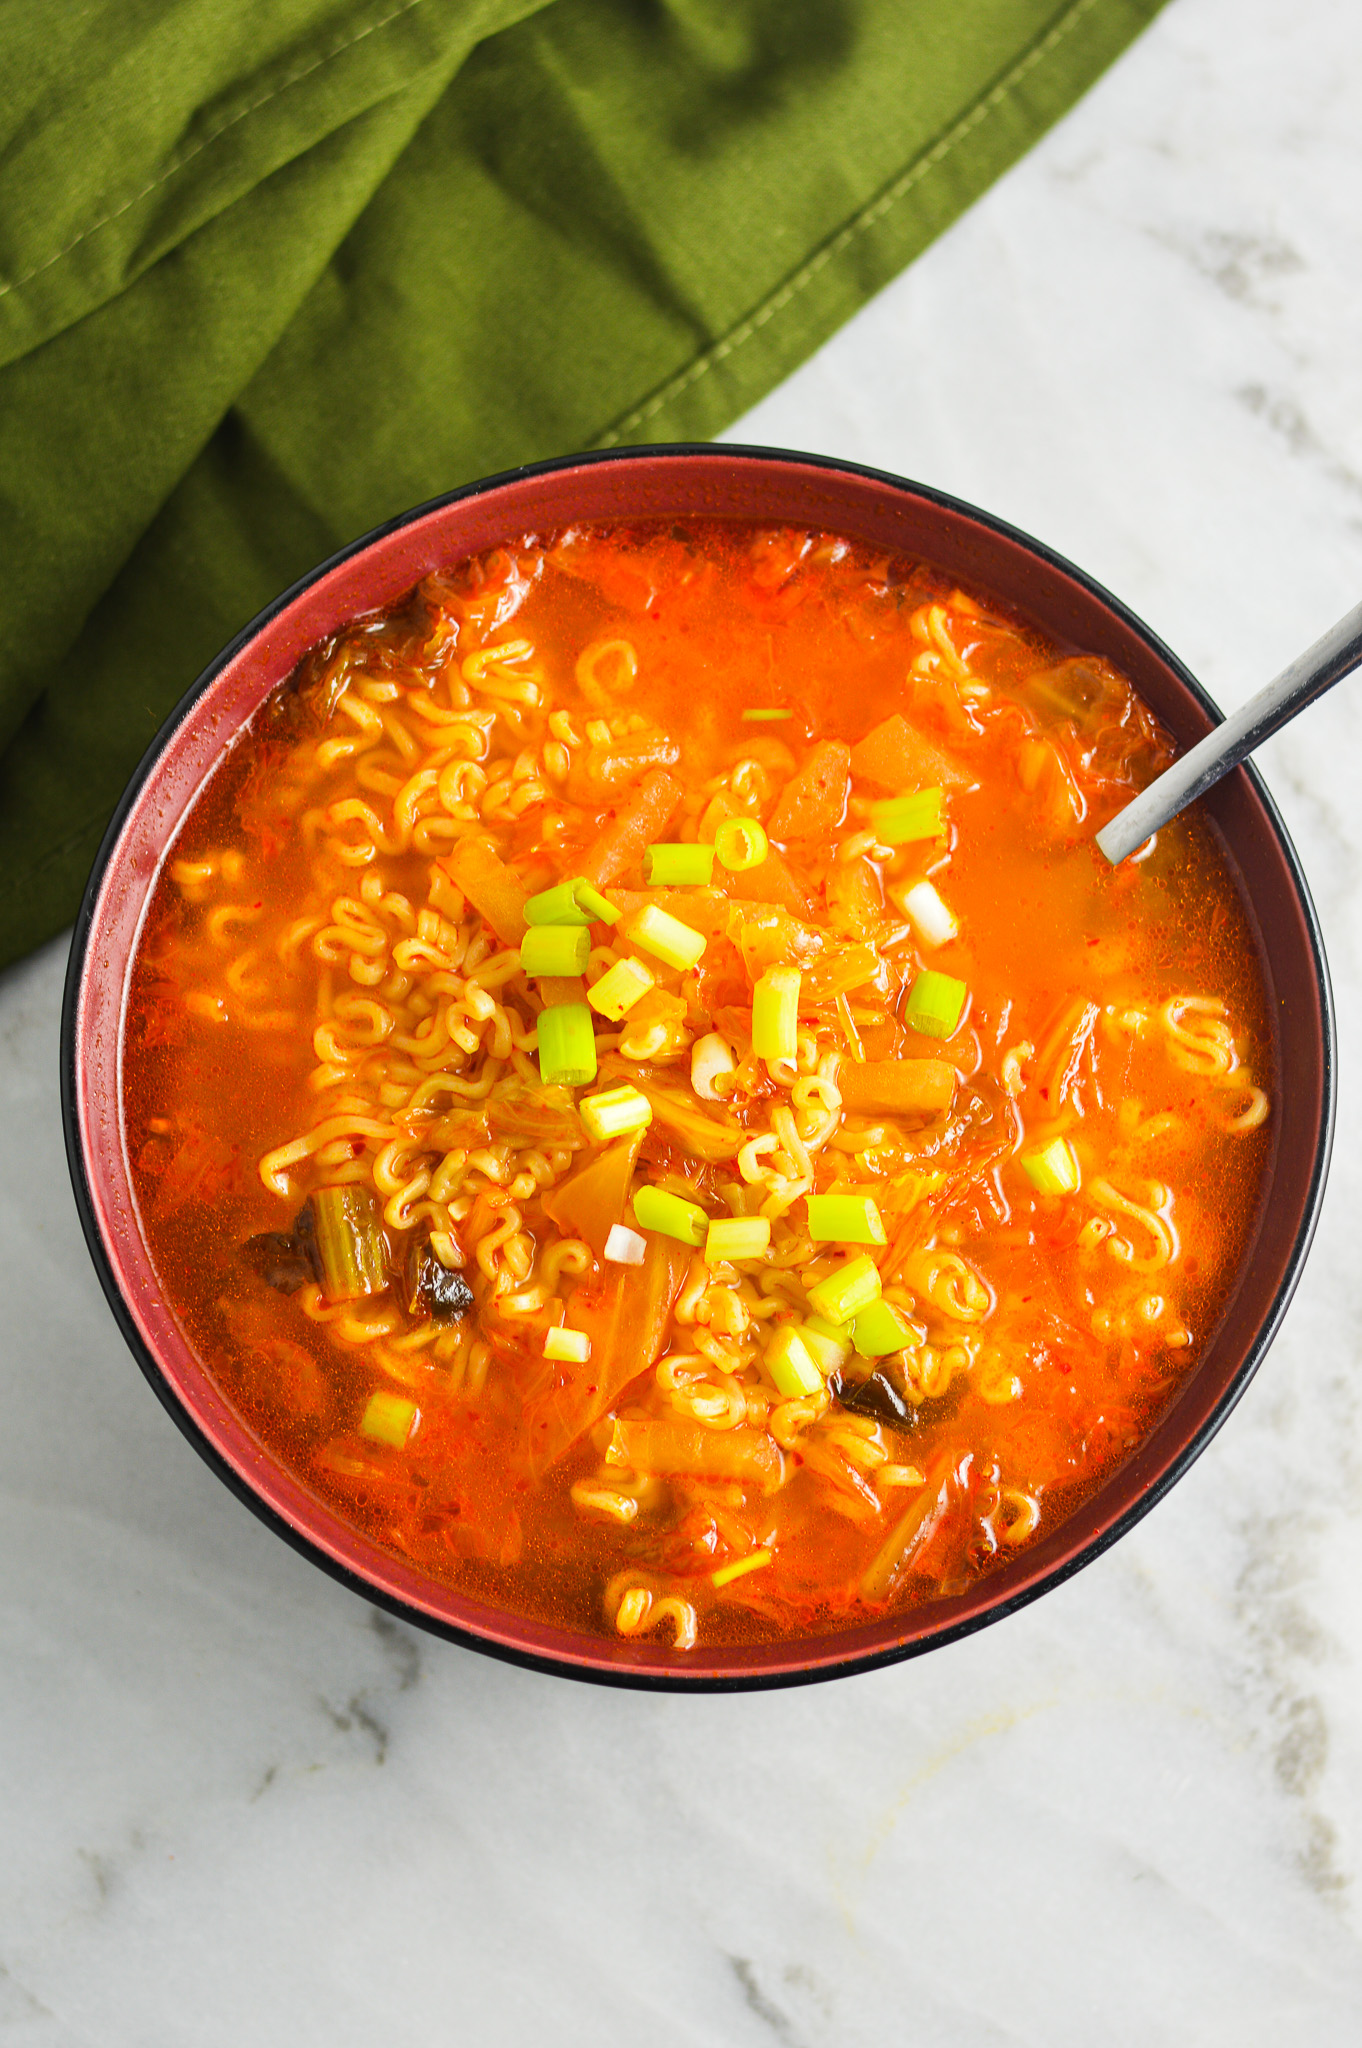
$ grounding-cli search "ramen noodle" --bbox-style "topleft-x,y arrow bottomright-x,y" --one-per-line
124,522 -> 1272,1650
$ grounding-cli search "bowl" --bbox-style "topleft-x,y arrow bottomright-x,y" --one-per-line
62,445 -> 1335,1689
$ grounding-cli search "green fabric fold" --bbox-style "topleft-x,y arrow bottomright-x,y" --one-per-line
0,0 -> 1167,972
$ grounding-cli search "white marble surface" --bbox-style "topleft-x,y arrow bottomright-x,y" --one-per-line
4,0 -> 1362,2037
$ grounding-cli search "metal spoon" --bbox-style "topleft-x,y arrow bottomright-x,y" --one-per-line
1096,597 -> 1362,864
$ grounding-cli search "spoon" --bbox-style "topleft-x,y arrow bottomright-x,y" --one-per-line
1096,597 -> 1362,864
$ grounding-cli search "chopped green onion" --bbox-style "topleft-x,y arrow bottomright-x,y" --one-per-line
801,1315 -> 852,1372
625,903 -> 707,971
644,842 -> 715,886
712,1547 -> 773,1587
543,1324 -> 592,1363
524,880 -> 591,926
579,1085 -> 652,1144
603,1224 -> 647,1266
1019,1136 -> 1081,1195
572,878 -> 621,925
904,969 -> 967,1040
805,1192 -> 886,1245
765,1327 -> 825,1398
587,955 -> 655,1021
704,1215 -> 771,1264
309,1186 -> 388,1302
806,1252 -> 882,1326
741,708 -> 792,722
361,1390 -> 418,1447
520,924 -> 591,977
752,965 -> 800,1062
714,816 -> 769,872
633,1184 -> 709,1246
851,1298 -> 913,1358
523,876 -> 622,925
537,1002 -> 598,1086
898,879 -> 958,948
870,788 -> 945,844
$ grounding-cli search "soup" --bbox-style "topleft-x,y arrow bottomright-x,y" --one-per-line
123,521 -> 1271,1652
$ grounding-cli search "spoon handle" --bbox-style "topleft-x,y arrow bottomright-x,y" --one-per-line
1096,597 -> 1362,864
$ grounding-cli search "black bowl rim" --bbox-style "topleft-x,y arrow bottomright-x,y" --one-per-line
61,442 -> 1337,1691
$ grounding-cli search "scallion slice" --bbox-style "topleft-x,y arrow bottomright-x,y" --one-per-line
851,1298 -> 913,1358
870,788 -> 944,844
800,1316 -> 852,1372
537,1002 -> 598,1086
741,708 -> 792,721
361,1391 -> 418,1447
586,955 -> 655,1021
899,879 -> 958,949
644,842 -> 715,886
711,1548 -> 773,1587
543,1325 -> 592,1362
903,969 -> 967,1040
579,1085 -> 652,1144
751,965 -> 800,1062
310,1186 -> 388,1302
524,880 -> 590,926
625,903 -> 707,971
523,876 -> 622,926
632,1184 -> 709,1246
765,1327 -> 825,1398
806,1253 -> 882,1326
520,924 -> 591,977
603,1224 -> 647,1266
805,1193 -> 886,1245
572,879 -> 621,925
1019,1137 -> 1081,1194
714,816 -> 769,871
704,1215 -> 771,1264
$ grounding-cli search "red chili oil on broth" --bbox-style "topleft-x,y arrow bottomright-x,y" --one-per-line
123,522 -> 1273,1650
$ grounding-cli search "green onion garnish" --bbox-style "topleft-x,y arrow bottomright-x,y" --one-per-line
713,816 -> 769,872
765,1327 -> 824,1398
712,1547 -> 773,1587
543,1325 -> 591,1363
704,1216 -> 771,1264
579,1085 -> 652,1144
800,1316 -> 852,1372
572,879 -> 621,925
851,1298 -> 913,1358
309,1186 -> 388,1302
524,876 -> 622,925
537,1002 -> 598,1086
870,788 -> 945,844
805,1193 -> 886,1245
361,1391 -> 419,1447
632,1184 -> 709,1247
625,903 -> 707,971
904,969 -> 967,1040
524,880 -> 589,926
742,708 -> 792,722
586,955 -> 654,1021
751,965 -> 800,1061
806,1252 -> 882,1326
520,924 -> 591,977
644,842 -> 715,886
1019,1137 -> 1081,1195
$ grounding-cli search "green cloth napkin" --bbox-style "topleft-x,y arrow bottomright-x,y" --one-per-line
0,0 -> 1165,971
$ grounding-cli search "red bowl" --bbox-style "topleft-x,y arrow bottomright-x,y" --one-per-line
62,446 -> 1335,1689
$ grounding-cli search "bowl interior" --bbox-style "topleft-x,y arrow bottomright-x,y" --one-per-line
65,448 -> 1333,1688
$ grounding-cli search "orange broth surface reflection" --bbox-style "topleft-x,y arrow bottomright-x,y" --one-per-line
124,522 -> 1272,1651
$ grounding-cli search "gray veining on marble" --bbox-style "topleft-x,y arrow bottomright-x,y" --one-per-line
3,0 -> 1361,2039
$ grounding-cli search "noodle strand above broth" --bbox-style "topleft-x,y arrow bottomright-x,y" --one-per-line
125,521 -> 1272,1648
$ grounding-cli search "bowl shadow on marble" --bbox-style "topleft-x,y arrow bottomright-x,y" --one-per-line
61,445 -> 1335,1691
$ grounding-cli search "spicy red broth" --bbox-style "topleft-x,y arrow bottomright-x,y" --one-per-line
123,521 -> 1272,1650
